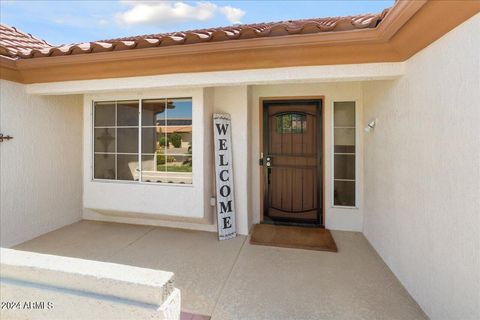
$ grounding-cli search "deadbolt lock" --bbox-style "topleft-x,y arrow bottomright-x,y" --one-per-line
265,156 -> 272,167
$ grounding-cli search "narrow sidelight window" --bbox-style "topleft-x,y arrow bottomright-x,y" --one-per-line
333,101 -> 356,207
93,98 -> 192,184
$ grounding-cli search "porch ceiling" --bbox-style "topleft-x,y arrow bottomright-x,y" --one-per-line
12,220 -> 427,319
25,62 -> 405,96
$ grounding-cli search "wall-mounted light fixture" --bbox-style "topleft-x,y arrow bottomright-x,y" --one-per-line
364,119 -> 377,132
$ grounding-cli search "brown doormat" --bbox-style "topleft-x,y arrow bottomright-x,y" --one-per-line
250,224 -> 338,252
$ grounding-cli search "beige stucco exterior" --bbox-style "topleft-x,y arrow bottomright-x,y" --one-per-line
0,80 -> 83,247
362,14 -> 480,320
81,83 -> 366,234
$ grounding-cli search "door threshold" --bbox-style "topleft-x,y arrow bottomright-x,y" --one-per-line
261,220 -> 324,228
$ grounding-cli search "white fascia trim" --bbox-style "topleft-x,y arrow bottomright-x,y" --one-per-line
26,62 -> 405,95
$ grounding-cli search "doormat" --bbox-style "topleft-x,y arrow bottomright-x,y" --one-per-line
250,224 -> 338,252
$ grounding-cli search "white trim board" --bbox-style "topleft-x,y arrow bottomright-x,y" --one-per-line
26,62 -> 405,95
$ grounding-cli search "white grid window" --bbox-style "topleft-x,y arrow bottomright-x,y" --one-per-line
93,98 -> 192,184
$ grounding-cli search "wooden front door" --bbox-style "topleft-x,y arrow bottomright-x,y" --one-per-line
262,99 -> 322,226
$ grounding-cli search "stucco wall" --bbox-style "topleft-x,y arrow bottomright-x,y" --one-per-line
0,80 -> 83,247
83,86 -> 253,236
362,14 -> 480,320
81,83 -> 365,234
82,88 -> 209,223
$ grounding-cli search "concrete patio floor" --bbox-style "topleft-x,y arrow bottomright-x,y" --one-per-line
13,220 -> 427,320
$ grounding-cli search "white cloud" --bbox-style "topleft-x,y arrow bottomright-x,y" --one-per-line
219,6 -> 245,24
98,19 -> 109,26
117,1 -> 245,26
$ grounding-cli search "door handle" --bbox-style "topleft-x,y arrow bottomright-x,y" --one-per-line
0,133 -> 13,143
266,156 -> 272,184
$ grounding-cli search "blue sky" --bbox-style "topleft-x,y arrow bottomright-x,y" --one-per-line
0,1 -> 394,46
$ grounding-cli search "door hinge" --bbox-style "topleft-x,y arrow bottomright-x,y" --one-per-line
0,133 -> 13,142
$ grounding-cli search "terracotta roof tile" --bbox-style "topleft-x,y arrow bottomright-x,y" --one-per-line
0,8 -> 390,60
0,24 -> 52,58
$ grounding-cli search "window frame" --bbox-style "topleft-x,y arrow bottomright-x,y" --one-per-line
331,100 -> 358,208
91,97 -> 194,187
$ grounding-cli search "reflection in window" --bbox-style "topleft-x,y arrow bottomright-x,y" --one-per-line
276,113 -> 306,133
141,98 -> 192,184
333,101 -> 356,207
93,98 -> 192,184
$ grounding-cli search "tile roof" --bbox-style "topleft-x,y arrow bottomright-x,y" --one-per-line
0,8 -> 390,60
0,24 -> 52,58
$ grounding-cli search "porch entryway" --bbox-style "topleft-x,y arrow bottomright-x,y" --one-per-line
261,99 -> 323,226
13,220 -> 427,320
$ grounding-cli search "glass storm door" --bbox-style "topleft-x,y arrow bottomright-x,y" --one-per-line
262,100 -> 322,226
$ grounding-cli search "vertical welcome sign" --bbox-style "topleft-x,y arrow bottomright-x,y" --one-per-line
213,113 -> 237,240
